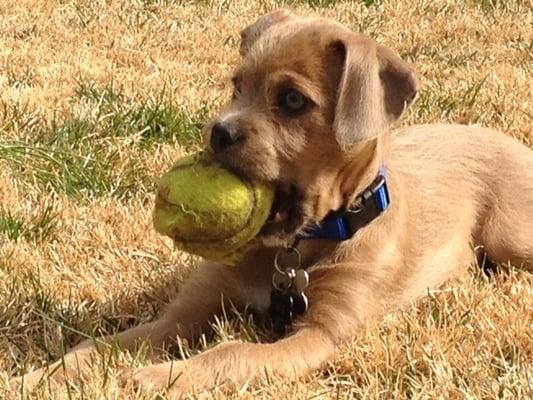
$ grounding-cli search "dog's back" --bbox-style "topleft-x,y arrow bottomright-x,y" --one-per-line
391,124 -> 533,275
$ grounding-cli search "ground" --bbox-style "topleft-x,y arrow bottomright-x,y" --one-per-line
0,0 -> 532,399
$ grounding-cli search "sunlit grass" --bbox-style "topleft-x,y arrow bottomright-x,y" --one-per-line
0,0 -> 531,398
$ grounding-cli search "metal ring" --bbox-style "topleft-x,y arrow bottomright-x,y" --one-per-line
274,247 -> 301,274
272,271 -> 292,291
272,274 -> 280,290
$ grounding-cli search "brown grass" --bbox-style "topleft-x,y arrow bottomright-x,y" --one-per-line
1,0 -> 532,399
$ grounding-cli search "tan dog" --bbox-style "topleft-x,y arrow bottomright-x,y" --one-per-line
15,10 -> 533,396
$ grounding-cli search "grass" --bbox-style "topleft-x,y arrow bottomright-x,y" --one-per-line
0,0 -> 532,399
1,81 -> 207,200
71,80 -> 207,148
0,206 -> 56,242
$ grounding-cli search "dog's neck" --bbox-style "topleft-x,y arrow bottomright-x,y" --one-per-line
312,137 -> 387,222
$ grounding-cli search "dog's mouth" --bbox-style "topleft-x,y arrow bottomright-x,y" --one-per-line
260,183 -> 304,238
212,152 -> 306,240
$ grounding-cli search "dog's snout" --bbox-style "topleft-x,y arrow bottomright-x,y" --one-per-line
210,122 -> 242,154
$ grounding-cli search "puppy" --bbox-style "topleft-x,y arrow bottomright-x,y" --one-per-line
15,10 -> 533,396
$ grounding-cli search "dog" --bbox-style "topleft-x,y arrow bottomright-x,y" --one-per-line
15,9 -> 533,396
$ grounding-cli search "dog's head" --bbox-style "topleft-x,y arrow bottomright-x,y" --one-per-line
206,10 -> 418,242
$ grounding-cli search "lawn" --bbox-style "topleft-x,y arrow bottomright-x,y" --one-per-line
0,0 -> 532,398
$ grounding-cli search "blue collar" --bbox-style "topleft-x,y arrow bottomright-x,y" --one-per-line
298,167 -> 390,241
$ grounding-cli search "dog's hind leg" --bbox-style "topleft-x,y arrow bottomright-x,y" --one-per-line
477,141 -> 533,271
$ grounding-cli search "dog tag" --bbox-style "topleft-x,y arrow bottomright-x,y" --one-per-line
293,269 -> 309,294
291,292 -> 308,315
270,290 -> 294,334
272,272 -> 292,291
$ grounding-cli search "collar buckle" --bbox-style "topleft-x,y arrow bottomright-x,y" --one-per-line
298,168 -> 390,241
343,173 -> 389,236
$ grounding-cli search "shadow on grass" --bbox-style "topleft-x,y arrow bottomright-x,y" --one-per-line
1,255 -> 270,376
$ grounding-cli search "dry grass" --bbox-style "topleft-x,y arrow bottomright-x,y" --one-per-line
0,0 -> 532,398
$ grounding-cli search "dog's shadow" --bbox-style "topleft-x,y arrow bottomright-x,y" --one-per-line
3,257 -> 182,369
4,255 -> 274,374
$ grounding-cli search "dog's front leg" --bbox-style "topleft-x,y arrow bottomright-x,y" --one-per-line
128,326 -> 335,395
128,263 -> 383,396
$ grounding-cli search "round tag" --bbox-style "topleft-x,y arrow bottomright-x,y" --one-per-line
293,269 -> 309,294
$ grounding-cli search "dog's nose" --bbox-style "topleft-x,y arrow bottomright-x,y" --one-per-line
210,122 -> 242,153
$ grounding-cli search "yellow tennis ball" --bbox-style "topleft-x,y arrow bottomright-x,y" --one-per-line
153,152 -> 274,265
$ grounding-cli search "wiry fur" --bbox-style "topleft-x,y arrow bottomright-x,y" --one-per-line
14,10 -> 533,396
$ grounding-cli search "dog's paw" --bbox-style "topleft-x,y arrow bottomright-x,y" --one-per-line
9,350 -> 95,393
121,361 -> 192,395
9,368 -> 50,393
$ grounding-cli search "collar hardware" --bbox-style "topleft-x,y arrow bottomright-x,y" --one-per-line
269,246 -> 309,335
267,168 -> 390,335
298,169 -> 389,241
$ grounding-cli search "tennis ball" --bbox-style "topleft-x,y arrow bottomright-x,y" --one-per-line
153,152 -> 274,265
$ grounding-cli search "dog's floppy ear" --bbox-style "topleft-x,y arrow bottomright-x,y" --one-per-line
239,9 -> 294,56
331,37 -> 418,148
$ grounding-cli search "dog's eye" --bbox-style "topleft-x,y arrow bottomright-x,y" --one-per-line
231,77 -> 241,100
278,88 -> 308,116
232,85 -> 241,100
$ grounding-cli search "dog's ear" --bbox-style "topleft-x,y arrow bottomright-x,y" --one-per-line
239,10 -> 294,56
331,37 -> 418,148
377,45 -> 419,122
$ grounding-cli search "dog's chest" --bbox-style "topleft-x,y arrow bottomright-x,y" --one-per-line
247,285 -> 272,314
